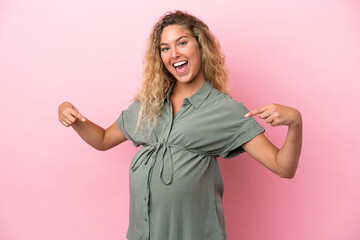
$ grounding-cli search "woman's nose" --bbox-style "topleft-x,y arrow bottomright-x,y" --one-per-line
171,48 -> 180,59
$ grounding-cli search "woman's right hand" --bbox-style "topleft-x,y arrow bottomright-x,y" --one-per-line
58,101 -> 86,127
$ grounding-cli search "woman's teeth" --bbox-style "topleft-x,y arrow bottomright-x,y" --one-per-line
173,61 -> 188,67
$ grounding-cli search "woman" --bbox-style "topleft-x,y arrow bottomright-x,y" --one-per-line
58,10 -> 302,240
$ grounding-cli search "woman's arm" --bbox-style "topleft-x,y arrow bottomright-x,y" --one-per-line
241,104 -> 302,179
58,101 -> 127,151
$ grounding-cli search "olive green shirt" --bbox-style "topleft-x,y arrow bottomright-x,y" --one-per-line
117,80 -> 265,240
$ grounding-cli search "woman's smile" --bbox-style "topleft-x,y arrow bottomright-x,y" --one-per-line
173,60 -> 188,75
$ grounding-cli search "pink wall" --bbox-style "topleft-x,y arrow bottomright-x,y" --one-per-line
1,0 -> 359,239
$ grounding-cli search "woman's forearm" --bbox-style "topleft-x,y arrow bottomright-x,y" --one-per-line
71,119 -> 106,150
275,120 -> 303,178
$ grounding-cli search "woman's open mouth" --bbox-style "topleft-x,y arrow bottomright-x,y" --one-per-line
173,60 -> 188,75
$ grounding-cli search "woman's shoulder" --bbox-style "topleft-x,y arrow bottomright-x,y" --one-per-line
120,100 -> 141,117
206,88 -> 249,115
208,87 -> 239,106
125,99 -> 141,109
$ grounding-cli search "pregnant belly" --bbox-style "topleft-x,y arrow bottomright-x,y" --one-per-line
129,153 -> 222,204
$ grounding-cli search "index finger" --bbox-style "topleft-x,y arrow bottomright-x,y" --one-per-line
244,105 -> 269,118
69,109 -> 86,122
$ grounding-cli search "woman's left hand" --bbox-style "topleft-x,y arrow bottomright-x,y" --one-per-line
245,103 -> 302,127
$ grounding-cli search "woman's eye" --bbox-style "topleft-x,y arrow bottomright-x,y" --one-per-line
179,41 -> 187,46
161,47 -> 170,52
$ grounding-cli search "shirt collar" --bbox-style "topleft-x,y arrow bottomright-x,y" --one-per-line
165,80 -> 213,109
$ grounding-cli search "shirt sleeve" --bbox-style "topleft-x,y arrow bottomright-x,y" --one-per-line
116,101 -> 141,147
219,102 -> 265,159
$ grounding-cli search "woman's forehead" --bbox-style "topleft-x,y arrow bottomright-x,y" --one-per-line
160,24 -> 193,44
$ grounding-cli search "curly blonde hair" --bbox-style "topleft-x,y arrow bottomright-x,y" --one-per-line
135,10 -> 229,135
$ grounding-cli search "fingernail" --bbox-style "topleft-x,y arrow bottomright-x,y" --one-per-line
81,118 -> 86,122
244,113 -> 249,118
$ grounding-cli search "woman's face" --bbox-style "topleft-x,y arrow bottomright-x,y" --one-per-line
160,24 -> 205,85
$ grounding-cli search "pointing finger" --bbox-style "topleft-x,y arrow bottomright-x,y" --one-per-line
244,103 -> 279,118
69,109 -> 86,122
244,105 -> 268,118
259,109 -> 275,119
75,113 -> 86,122
78,114 -> 86,122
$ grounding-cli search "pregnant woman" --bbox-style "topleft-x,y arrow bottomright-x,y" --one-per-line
58,10 -> 302,240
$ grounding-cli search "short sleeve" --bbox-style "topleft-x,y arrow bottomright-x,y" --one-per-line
116,101 -> 141,147
219,102 -> 265,159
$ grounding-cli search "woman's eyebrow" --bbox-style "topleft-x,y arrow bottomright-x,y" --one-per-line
160,36 -> 188,46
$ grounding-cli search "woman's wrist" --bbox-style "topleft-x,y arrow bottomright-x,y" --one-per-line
289,110 -> 302,128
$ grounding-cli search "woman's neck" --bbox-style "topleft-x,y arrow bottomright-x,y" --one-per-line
172,77 -> 206,99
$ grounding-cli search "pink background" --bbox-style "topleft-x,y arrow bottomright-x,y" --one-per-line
1,0 -> 359,239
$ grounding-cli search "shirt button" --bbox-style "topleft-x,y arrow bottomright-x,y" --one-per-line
144,197 -> 147,201
144,217 -> 147,222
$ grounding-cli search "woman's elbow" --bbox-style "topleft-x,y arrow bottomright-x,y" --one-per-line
92,143 -> 110,151
277,170 -> 296,179
94,141 -> 123,151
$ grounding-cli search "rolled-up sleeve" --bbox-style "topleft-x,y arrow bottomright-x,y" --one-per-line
116,101 -> 141,147
219,102 -> 265,159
